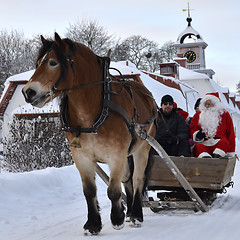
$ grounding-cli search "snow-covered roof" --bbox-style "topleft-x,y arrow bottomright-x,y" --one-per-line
176,24 -> 205,44
0,70 -> 34,103
12,98 -> 60,115
110,61 -> 192,112
179,66 -> 209,81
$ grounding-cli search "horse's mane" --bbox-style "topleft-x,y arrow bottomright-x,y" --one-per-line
36,37 -> 78,77
38,38 -> 76,61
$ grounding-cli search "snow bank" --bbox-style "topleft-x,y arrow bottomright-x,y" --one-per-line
0,139 -> 240,240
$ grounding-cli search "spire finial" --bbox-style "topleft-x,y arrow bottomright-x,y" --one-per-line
182,2 -> 194,26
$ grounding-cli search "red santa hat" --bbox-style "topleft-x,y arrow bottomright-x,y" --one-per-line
202,92 -> 221,104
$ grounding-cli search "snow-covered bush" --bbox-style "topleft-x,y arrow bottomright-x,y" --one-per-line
3,115 -> 73,172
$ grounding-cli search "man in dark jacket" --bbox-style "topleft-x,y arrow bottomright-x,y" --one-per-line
153,94 -> 190,157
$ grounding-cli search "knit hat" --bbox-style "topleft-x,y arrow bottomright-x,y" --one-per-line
161,95 -> 174,105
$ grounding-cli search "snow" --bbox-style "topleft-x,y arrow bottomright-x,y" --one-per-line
0,141 -> 240,240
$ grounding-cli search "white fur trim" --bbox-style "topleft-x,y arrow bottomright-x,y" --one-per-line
226,152 -> 235,157
198,152 -> 212,158
213,148 -> 226,157
193,131 -> 204,142
201,94 -> 220,105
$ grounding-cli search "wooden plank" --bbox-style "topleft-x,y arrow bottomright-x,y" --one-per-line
222,158 -> 236,186
143,200 -> 198,211
148,179 -> 224,190
147,155 -> 236,190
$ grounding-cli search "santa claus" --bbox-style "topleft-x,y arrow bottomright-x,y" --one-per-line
189,92 -> 235,158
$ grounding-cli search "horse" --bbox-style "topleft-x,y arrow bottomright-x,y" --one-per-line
22,33 -> 157,235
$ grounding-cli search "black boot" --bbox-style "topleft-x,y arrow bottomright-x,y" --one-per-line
212,154 -> 222,158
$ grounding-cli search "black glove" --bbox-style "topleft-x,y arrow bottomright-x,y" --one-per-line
196,129 -> 206,140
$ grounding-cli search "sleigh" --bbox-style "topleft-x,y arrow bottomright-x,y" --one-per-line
96,148 -> 236,213
144,155 -> 236,212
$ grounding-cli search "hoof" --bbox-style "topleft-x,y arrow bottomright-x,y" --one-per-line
112,222 -> 125,230
129,219 -> 142,228
125,216 -> 131,222
84,229 -> 100,236
83,220 -> 102,235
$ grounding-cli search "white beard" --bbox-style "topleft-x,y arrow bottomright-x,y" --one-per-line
199,106 -> 224,138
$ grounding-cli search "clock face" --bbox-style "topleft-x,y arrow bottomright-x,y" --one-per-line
184,50 -> 197,63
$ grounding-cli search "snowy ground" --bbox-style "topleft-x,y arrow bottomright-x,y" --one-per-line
0,141 -> 240,240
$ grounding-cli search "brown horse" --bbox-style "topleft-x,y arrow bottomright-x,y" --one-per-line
22,33 -> 156,235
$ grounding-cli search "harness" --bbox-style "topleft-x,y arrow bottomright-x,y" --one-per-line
47,49 -> 156,152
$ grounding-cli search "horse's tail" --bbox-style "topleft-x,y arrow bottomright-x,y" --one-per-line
127,152 -> 154,197
126,155 -> 134,180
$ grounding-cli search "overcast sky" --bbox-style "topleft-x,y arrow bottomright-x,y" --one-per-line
1,0 -> 240,92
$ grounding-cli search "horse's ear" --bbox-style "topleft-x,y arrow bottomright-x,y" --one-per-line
41,35 -> 49,46
55,32 -> 62,48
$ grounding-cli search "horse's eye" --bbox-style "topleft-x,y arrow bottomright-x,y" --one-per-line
49,60 -> 58,67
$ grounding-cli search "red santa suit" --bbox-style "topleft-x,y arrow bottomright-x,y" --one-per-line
189,92 -> 235,158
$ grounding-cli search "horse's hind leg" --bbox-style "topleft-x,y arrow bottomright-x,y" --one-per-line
122,156 -> 134,220
130,143 -> 150,226
107,157 -> 126,229
73,151 -> 102,235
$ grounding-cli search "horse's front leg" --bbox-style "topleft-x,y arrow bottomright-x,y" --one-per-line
72,150 -> 102,235
108,157 -> 126,230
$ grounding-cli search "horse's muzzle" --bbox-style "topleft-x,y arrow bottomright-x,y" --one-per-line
22,88 -> 36,103
22,87 -> 50,108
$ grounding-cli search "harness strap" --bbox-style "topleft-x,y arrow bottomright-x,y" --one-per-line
103,99 -> 132,127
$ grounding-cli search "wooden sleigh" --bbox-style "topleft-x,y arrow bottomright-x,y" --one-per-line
144,155 -> 236,212
95,125 -> 236,213
96,155 -> 236,212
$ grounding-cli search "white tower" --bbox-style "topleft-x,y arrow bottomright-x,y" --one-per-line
174,3 -> 215,78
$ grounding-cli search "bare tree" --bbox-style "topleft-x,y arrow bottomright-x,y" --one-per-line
65,19 -> 114,56
236,82 -> 240,96
111,35 -> 159,71
0,29 -> 37,94
160,41 -> 177,62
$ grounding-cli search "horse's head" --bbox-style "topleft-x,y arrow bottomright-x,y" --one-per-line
22,33 -> 75,108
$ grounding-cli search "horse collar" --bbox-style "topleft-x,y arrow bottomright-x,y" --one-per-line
60,57 -> 112,136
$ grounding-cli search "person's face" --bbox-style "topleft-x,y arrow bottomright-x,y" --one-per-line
204,100 -> 214,109
161,102 -> 173,115
195,107 -> 200,112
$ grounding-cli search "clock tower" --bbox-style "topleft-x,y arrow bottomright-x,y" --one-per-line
174,3 -> 215,78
